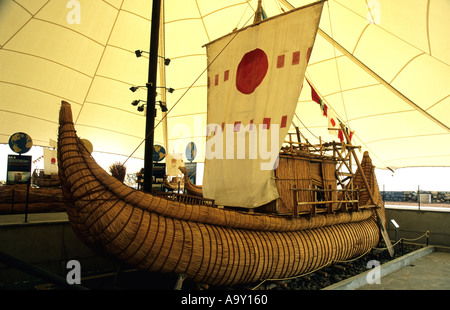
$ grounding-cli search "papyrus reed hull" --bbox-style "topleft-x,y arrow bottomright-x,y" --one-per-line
58,101 -> 382,286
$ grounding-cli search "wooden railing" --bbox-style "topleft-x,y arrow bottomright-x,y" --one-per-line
291,187 -> 369,217
155,191 -> 215,207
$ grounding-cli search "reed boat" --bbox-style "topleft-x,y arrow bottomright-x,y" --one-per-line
162,175 -> 177,192
58,101 -> 388,287
32,169 -> 61,188
179,166 -> 203,197
57,1 -> 392,287
0,183 -> 67,214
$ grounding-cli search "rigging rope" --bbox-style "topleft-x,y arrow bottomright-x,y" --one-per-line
325,1 -> 350,129
293,113 -> 320,141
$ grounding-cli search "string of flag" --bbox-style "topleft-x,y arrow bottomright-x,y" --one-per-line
306,78 -> 353,143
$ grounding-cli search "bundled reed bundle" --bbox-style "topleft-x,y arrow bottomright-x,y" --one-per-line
179,166 -> 203,197
109,162 -> 126,183
32,170 -> 61,187
0,184 -> 67,214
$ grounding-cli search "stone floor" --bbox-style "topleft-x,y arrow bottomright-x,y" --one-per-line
358,250 -> 450,290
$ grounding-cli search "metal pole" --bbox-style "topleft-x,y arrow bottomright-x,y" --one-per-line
418,185 -> 420,210
11,187 -> 14,213
143,0 -> 162,193
25,179 -> 30,222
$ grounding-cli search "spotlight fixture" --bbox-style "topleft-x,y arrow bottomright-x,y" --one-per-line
137,105 -> 145,112
134,50 -> 171,66
158,101 -> 168,112
156,86 -> 175,93
130,85 -> 149,92
131,99 -> 140,106
134,50 -> 144,57
131,84 -> 174,93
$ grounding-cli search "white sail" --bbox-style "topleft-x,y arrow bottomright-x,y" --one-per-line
43,147 -> 58,174
203,2 -> 324,208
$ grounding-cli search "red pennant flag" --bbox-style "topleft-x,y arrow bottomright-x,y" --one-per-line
307,79 -> 327,117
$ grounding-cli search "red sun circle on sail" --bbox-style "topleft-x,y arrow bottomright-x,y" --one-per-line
236,48 -> 268,95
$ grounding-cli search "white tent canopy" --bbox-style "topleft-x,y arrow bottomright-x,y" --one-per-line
0,0 -> 449,170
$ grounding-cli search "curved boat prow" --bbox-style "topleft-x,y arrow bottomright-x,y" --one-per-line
179,166 -> 203,197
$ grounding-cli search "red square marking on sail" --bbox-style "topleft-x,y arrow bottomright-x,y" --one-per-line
292,51 -> 300,65
281,115 -> 287,128
263,118 -> 271,129
224,70 -> 229,82
215,74 -> 219,86
277,55 -> 285,68
234,121 -> 241,132
250,119 -> 254,130
221,122 -> 225,132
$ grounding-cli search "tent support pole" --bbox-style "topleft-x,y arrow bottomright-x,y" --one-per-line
143,0 -> 162,193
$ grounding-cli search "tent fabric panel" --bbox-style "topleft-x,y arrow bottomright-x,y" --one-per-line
0,50 -> 92,105
107,10 -> 151,54
428,0 -> 450,64
165,19 -> 209,59
390,54 -> 450,112
0,83 -> 64,126
167,89 -> 207,117
35,0 -> 119,46
84,76 -> 142,112
4,19 -> 104,77
427,96 -> 450,128
0,112 -> 62,147
0,0 -> 31,47
0,0 -> 448,171
96,46 -> 148,85
365,134 -> 450,169
74,123 -> 164,159
75,103 -> 148,139
353,25 -> 424,83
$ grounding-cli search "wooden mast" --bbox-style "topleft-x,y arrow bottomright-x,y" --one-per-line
254,0 -> 263,23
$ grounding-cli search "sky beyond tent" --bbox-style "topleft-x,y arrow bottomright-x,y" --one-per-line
0,0 -> 449,171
